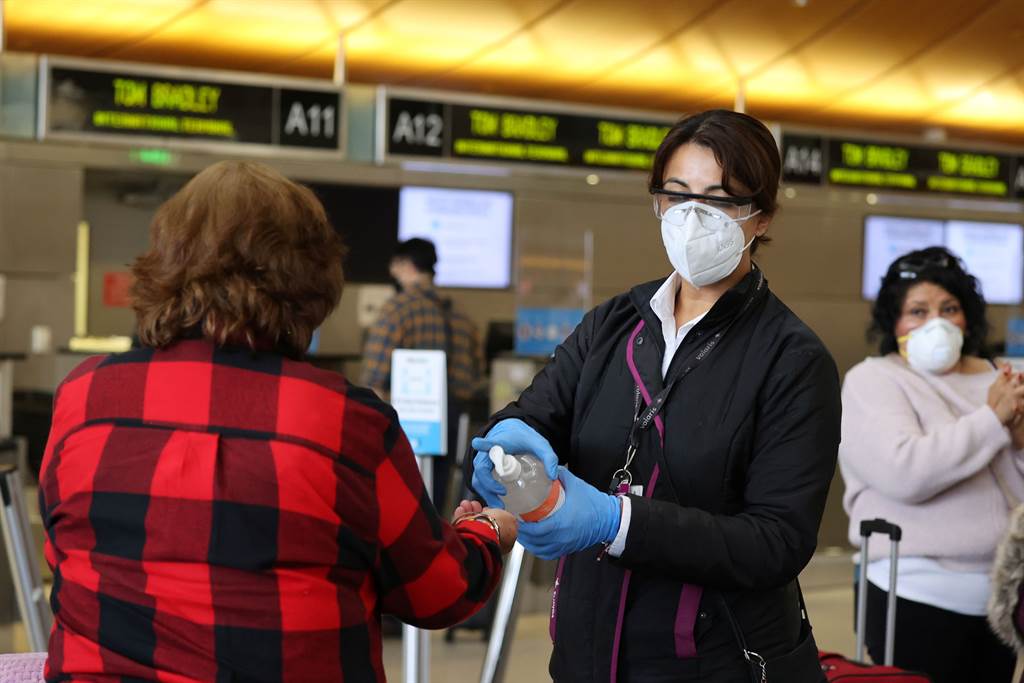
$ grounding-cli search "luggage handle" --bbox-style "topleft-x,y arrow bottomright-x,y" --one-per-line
860,518 -> 902,541
855,518 -> 901,667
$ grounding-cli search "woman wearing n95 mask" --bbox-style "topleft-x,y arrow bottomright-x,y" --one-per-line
840,246 -> 1023,683
467,109 -> 841,682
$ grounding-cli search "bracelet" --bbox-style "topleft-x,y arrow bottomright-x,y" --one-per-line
456,513 -> 501,547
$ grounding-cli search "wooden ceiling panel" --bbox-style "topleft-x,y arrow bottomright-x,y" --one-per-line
4,0 -> 1024,144
825,1 -> 1021,126
764,0 -> 985,97
454,1 -> 675,91
4,0 -> 187,55
347,0 -> 562,78
692,0 -> 865,78
930,71 -> 1024,129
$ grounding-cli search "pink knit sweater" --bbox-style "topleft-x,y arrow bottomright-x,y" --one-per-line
839,354 -> 1024,571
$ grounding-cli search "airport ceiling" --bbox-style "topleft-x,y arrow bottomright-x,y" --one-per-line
5,0 -> 1024,145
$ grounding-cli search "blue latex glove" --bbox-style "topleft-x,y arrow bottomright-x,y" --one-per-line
471,418 -> 560,509
517,466 -> 622,560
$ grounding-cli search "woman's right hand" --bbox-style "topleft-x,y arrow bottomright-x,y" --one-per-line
483,508 -> 518,555
987,365 -> 1024,425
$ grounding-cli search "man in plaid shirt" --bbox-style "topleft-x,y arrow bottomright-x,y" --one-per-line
39,161 -> 514,682
361,238 -> 484,504
361,238 -> 483,405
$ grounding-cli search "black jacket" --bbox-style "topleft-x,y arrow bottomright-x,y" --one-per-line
472,269 -> 841,682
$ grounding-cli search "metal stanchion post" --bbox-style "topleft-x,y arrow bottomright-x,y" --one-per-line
403,456 -> 434,683
0,463 -> 51,650
0,358 -> 13,439
479,542 -> 531,683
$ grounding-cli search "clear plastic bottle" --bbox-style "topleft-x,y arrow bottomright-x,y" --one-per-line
489,445 -> 565,522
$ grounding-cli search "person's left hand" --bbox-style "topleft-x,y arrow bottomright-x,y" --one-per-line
1011,411 -> 1024,451
1006,371 -> 1024,449
452,499 -> 483,522
517,466 -> 622,560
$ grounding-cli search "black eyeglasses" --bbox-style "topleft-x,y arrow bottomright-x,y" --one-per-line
650,188 -> 756,220
897,254 -> 951,280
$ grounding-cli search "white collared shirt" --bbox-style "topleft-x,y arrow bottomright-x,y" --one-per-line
649,272 -> 708,378
608,272 -> 706,557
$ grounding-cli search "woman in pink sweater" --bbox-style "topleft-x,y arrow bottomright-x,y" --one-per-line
840,246 -> 1024,683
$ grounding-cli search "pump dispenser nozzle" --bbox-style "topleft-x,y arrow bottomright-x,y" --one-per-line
489,445 -> 522,480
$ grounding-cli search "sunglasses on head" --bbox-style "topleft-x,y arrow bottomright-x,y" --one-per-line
897,254 -> 951,280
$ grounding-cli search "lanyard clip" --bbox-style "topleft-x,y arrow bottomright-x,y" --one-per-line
608,466 -> 632,495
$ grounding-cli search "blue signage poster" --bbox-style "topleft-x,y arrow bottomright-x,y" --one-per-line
390,349 -> 448,456
514,307 -> 584,356
1007,318 -> 1024,357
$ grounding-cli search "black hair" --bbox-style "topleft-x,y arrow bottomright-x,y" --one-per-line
869,245 -> 989,356
393,238 -> 437,276
648,109 -> 780,254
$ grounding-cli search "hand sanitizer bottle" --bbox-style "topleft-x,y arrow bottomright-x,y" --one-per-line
489,445 -> 565,522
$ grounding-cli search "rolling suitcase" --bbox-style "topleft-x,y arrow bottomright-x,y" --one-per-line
818,518 -> 932,682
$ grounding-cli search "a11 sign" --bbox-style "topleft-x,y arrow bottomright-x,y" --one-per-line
278,89 -> 341,149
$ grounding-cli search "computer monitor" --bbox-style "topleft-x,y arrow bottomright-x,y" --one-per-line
862,215 -> 1024,305
398,186 -> 514,289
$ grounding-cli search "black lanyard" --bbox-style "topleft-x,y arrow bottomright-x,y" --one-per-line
609,270 -> 766,494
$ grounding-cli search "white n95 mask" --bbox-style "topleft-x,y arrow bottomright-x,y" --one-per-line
900,317 -> 964,374
660,201 -> 761,288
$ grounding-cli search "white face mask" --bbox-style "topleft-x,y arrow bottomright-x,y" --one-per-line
660,201 -> 761,288
900,317 -> 964,374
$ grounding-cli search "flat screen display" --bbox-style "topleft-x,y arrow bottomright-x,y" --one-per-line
398,186 -> 513,289
308,182 -> 399,284
945,220 -> 1024,305
863,215 -> 1024,304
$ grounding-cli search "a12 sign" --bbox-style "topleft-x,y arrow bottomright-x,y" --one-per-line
279,89 -> 341,149
387,98 -> 446,157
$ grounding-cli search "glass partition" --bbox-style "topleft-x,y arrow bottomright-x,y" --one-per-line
0,53 -> 38,140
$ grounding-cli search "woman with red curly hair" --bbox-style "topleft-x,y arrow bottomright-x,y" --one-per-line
39,161 -> 515,683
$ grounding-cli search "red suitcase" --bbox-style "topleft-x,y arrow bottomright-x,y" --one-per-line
818,519 -> 932,682
819,651 -> 931,681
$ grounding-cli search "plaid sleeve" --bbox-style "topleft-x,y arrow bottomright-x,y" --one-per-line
360,302 -> 403,396
374,421 -> 503,629
38,354 -> 106,570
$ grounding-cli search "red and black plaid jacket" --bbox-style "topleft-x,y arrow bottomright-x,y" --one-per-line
39,339 -> 502,683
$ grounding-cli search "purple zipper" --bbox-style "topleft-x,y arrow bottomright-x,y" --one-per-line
674,584 -> 703,658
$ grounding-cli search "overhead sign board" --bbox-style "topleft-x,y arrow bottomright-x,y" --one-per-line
1015,157 -> 1024,200
382,90 -> 673,172
41,57 -> 342,153
780,134 -> 824,185
782,133 -> 1022,199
